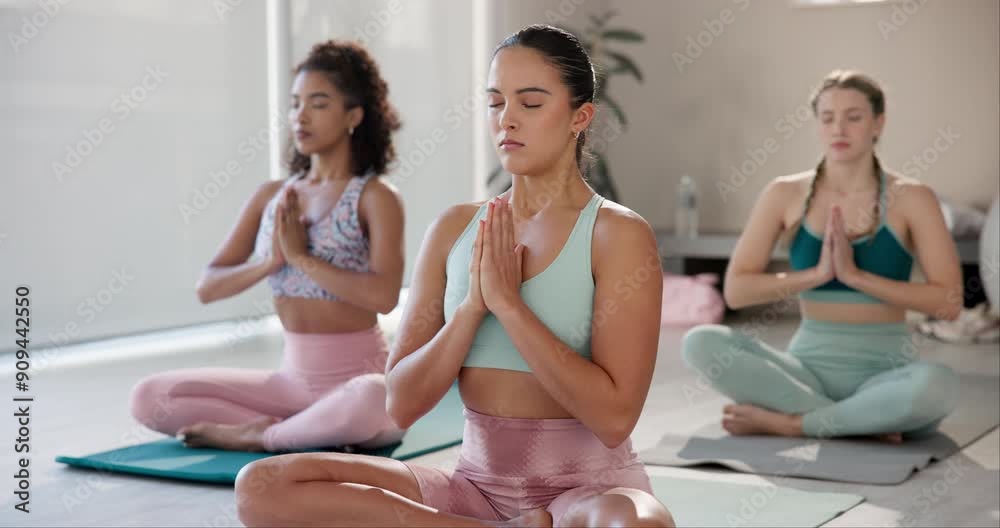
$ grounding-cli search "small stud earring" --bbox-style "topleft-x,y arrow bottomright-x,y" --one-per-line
349,127 -> 354,136
572,130 -> 579,139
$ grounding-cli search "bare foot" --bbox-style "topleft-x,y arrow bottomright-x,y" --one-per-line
722,404 -> 802,438
497,508 -> 552,528
873,432 -> 903,444
176,416 -> 280,452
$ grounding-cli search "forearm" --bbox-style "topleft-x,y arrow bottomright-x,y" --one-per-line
494,301 -> 626,446
196,258 -> 272,304
725,268 -> 825,309
845,270 -> 962,320
292,255 -> 399,314
385,303 -> 485,428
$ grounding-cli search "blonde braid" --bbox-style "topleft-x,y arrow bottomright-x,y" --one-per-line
782,157 -> 825,248
866,155 -> 883,245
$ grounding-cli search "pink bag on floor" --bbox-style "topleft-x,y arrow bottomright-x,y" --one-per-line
660,272 -> 725,327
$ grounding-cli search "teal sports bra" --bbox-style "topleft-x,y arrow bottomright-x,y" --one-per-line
443,193 -> 605,372
789,169 -> 914,304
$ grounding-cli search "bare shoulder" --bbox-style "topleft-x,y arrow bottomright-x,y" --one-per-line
422,200 -> 486,255
760,170 -> 817,222
883,170 -> 939,211
360,176 -> 405,209
770,169 -> 816,197
249,179 -> 285,210
434,201 -> 484,231
363,175 -> 401,198
593,198 -> 658,254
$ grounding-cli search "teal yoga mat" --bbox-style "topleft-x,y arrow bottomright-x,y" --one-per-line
56,384 -> 465,484
649,474 -> 863,527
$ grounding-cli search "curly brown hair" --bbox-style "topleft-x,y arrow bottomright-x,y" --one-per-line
286,40 -> 401,177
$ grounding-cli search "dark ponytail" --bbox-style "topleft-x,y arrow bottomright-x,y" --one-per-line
493,25 -> 596,172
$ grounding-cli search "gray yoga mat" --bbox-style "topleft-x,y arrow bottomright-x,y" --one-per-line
641,375 -> 999,484
650,474 -> 863,527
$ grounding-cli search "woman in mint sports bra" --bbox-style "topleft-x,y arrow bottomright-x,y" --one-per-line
682,70 -> 963,443
128,41 -> 407,453
234,25 -> 674,528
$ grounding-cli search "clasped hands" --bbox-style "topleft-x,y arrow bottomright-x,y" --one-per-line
463,197 -> 526,317
267,186 -> 312,273
815,204 -> 863,286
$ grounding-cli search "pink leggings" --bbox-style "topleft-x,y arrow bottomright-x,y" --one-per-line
404,406 -> 656,525
128,326 -> 404,452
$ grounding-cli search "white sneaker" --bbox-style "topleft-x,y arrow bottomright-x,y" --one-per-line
917,303 -> 1000,344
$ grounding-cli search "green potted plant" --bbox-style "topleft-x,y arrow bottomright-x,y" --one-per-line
487,10 -> 645,203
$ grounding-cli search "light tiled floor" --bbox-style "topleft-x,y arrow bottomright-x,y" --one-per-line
2,310 -> 997,527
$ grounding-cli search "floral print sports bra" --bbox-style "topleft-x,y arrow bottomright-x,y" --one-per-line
253,173 -> 372,301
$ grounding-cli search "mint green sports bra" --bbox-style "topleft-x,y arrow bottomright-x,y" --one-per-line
443,194 -> 605,372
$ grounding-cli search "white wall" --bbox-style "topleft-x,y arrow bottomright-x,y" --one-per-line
0,0 -> 488,354
488,0 -> 999,231
1,0 -> 272,353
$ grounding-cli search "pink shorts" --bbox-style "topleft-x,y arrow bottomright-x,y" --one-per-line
404,406 -> 654,524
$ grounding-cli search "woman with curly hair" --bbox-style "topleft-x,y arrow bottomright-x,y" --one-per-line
128,40 -> 407,453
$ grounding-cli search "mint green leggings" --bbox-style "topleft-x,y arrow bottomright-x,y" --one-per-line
681,320 -> 960,438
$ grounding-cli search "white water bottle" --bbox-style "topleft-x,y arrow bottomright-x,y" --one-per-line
675,174 -> 699,238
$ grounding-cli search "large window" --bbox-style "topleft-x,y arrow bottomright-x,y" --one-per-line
2,1 -> 269,353
0,0 -> 487,354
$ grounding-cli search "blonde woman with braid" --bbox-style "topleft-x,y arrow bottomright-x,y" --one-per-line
682,70 -> 962,443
